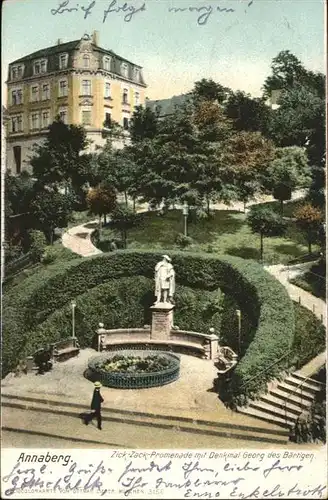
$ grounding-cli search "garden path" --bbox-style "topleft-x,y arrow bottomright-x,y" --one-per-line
264,264 -> 326,324
62,220 -> 101,257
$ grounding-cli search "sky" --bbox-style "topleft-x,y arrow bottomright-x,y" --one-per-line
1,0 -> 325,101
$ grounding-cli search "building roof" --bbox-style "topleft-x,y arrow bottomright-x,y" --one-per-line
11,38 -> 142,68
9,35 -> 146,85
11,40 -> 81,64
146,94 -> 190,116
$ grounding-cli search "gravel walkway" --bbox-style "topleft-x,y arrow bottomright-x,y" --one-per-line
2,349 -> 221,415
265,264 -> 326,323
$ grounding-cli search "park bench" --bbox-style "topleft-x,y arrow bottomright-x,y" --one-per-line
100,338 -> 207,359
51,337 -> 80,362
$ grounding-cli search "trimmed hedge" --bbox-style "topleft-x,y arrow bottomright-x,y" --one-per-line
25,277 -> 230,354
291,303 -> 326,369
2,250 -> 294,405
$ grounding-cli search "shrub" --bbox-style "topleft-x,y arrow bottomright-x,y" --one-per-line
41,247 -> 59,264
2,250 -> 294,407
290,303 -> 326,369
175,233 -> 193,248
29,230 -> 47,262
291,384 -> 326,444
26,278 -> 232,354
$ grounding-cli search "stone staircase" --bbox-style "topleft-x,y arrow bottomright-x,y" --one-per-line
237,372 -> 325,430
2,392 -> 290,446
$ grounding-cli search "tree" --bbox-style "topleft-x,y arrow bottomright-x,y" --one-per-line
29,117 -> 90,193
247,206 -> 286,261
225,91 -> 271,134
132,107 -> 201,207
263,50 -> 309,98
110,204 -> 139,248
94,144 -> 139,208
5,170 -> 35,215
264,52 -> 325,208
30,190 -> 75,244
294,203 -> 323,254
192,100 -> 236,214
129,106 -> 159,142
265,147 -> 311,214
223,132 -> 275,211
192,78 -> 228,103
86,185 -> 117,224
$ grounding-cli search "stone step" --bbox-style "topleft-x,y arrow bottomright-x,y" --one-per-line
259,394 -> 303,416
269,388 -> 313,410
291,372 -> 325,390
283,375 -> 323,393
237,406 -> 294,430
1,406 -> 289,449
276,382 -> 316,402
1,395 -> 289,444
248,400 -> 299,424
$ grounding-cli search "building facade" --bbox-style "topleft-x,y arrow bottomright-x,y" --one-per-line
6,31 -> 147,174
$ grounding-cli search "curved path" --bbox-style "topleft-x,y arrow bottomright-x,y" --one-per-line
265,264 -> 326,324
62,220 -> 101,257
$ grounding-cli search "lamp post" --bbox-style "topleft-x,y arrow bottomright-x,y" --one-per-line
182,201 -> 189,237
71,300 -> 76,339
236,309 -> 241,355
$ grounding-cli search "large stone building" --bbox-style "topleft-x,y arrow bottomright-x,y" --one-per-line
6,31 -> 147,174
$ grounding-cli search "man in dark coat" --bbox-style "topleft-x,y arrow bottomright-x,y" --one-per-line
89,381 -> 104,430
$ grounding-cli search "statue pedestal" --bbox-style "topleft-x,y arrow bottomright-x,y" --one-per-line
150,303 -> 174,340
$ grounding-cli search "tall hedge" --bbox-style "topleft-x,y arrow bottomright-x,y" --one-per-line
2,250 -> 294,405
25,277 -> 234,355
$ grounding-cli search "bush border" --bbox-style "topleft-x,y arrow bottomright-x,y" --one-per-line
3,250 -> 295,404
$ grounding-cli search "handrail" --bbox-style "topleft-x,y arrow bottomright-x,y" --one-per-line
240,349 -> 291,390
284,373 -> 326,425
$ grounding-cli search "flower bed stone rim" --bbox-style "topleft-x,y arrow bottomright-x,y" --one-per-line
88,350 -> 181,388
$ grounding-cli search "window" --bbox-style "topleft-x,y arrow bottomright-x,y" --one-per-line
104,112 -> 111,128
13,146 -> 22,174
82,80 -> 91,96
59,53 -> 68,69
122,88 -> 128,104
134,92 -> 140,107
31,112 -> 40,130
40,60 -> 47,73
59,108 -> 68,124
103,56 -> 111,71
83,54 -> 90,68
34,59 -> 47,75
31,85 -> 39,102
12,89 -> 23,105
134,68 -> 140,82
11,115 -> 23,133
121,63 -> 128,78
42,110 -> 50,128
123,117 -> 129,130
82,110 -> 91,125
42,83 -> 50,100
59,80 -> 68,97
104,82 -> 111,98
11,65 -> 23,80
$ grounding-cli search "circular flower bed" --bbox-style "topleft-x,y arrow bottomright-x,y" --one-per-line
88,350 -> 180,389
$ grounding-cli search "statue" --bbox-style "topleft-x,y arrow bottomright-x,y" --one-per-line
154,255 -> 175,304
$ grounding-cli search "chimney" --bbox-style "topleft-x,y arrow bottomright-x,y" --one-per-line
92,30 -> 99,46
57,38 -> 63,45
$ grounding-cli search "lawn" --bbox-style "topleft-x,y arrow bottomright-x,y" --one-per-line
256,198 -> 305,218
97,209 -> 318,265
67,210 -> 96,228
290,260 -> 326,300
